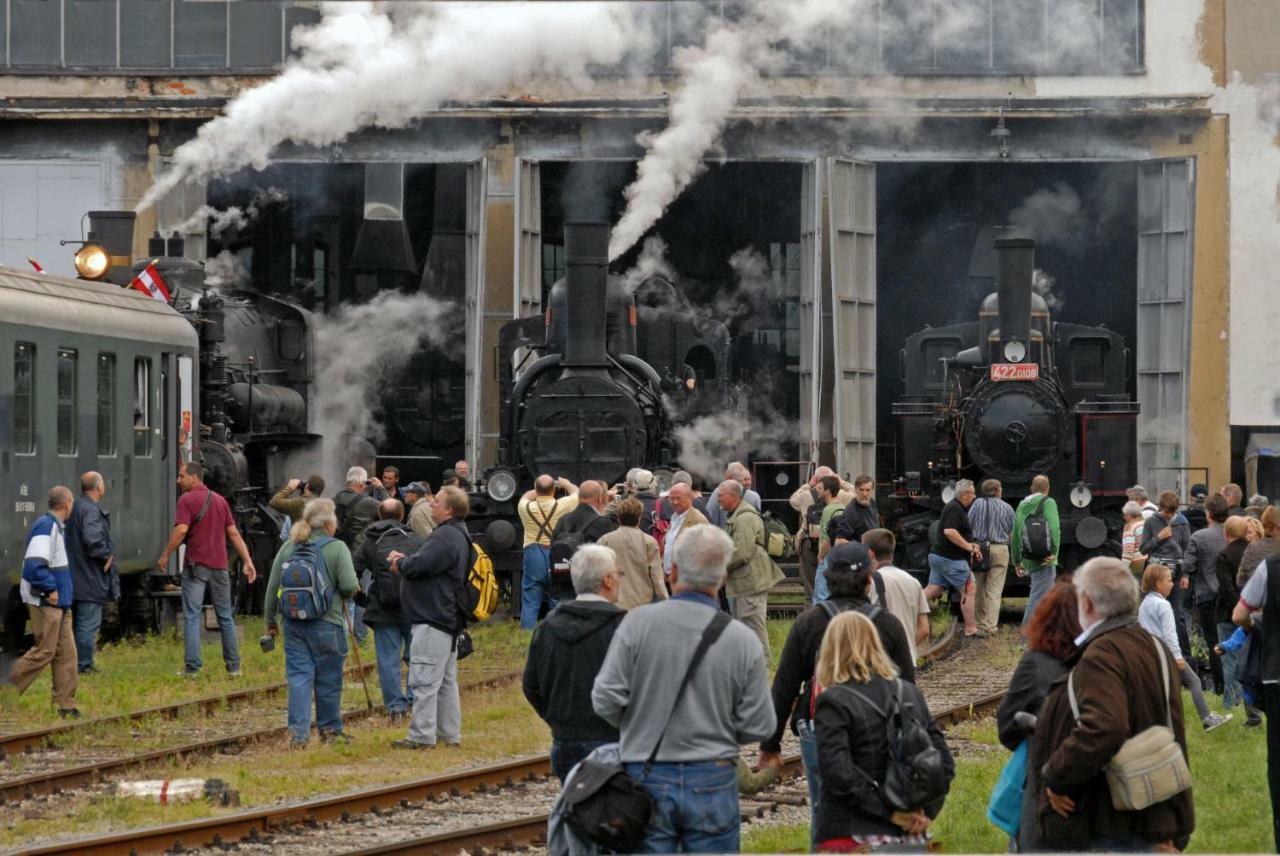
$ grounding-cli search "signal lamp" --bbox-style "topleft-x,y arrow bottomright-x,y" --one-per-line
73,243 -> 111,280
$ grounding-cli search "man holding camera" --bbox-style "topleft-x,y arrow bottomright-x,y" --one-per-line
270,475 -> 326,523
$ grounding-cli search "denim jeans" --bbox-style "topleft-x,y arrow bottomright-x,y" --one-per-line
181,564 -> 240,673
623,759 -> 739,853
373,623 -> 412,714
283,618 -> 348,743
1217,621 -> 1243,709
798,719 -> 822,849
813,558 -> 830,604
520,544 -> 553,630
72,601 -> 104,671
551,738 -> 610,783
1022,565 -> 1057,628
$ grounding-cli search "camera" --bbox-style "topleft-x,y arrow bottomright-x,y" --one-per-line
259,634 -> 276,653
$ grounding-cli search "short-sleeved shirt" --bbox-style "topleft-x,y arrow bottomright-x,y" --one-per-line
518,494 -> 580,547
176,485 -> 235,570
870,564 -> 931,662
932,498 -> 973,561
1240,559 -> 1271,611
818,502 -> 845,550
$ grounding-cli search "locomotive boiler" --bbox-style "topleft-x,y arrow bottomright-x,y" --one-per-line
891,237 -> 1140,571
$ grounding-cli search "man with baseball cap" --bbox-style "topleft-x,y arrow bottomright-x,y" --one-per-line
756,541 -> 915,842
1184,483 -> 1209,533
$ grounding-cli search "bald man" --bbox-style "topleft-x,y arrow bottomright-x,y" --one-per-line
517,476 -> 579,628
548,481 -> 618,602
67,471 -> 117,674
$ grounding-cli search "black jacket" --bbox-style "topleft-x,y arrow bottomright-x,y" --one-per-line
548,505 -> 617,601
333,488 -> 381,553
814,676 -> 954,841
66,495 -> 118,604
762,596 -> 915,753
522,599 -> 625,741
996,649 -> 1070,852
399,518 -> 470,634
353,519 -> 423,628
1214,538 -> 1247,624
831,500 -> 882,544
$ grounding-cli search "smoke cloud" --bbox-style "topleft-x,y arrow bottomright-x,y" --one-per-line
311,290 -> 458,487
620,235 -> 678,294
1009,182 -> 1088,252
674,408 -> 796,485
204,251 -> 250,289
138,2 -> 647,212
173,187 -> 289,239
1032,268 -> 1065,313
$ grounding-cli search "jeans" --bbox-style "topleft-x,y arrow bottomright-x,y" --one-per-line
72,601 -> 104,671
283,618 -> 348,744
1265,683 -> 1280,851
520,544 -> 553,630
1022,565 -> 1057,628
798,719 -> 822,849
373,623 -> 413,714
623,759 -> 740,853
407,624 -> 461,745
814,558 -> 830,603
1217,621 -> 1243,709
551,738 -> 610,783
181,564 -> 240,673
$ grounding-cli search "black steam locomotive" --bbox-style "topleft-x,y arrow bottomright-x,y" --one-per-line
890,237 -> 1139,571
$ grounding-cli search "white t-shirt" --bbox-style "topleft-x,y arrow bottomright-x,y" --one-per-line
871,564 -> 930,661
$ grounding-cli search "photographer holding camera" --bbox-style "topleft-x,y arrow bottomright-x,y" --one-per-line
270,475 -> 326,523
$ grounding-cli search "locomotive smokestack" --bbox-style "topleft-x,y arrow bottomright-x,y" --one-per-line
995,237 -> 1035,361
562,220 -> 610,369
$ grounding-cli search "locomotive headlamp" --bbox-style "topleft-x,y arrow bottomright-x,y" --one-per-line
1003,340 -> 1027,364
941,481 -> 957,504
486,468 -> 518,503
74,243 -> 110,280
1070,483 -> 1093,509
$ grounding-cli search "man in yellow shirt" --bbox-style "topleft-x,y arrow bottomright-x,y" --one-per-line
517,475 -> 579,628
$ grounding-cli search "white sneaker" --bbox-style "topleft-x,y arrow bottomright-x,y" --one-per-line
1203,713 -> 1233,732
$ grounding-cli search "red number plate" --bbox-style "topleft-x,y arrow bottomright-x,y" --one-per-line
991,363 -> 1040,381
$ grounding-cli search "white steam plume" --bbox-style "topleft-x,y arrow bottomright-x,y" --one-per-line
1010,182 -> 1088,252
620,235 -> 678,294
674,408 -> 795,485
204,251 -> 250,289
138,2 -> 646,212
1031,268 -> 1065,313
312,290 -> 457,488
173,187 -> 289,238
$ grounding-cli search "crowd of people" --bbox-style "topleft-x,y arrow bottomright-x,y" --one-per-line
13,459 -> 1280,852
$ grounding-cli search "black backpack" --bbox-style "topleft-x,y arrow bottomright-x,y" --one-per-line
834,679 -> 951,813
1020,496 -> 1053,561
334,491 -> 358,547
370,524 -> 422,612
549,529 -> 587,578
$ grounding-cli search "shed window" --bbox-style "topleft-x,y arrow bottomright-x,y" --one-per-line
134,357 -> 152,457
98,353 -> 117,456
1071,338 -> 1109,387
13,343 -> 35,454
57,349 -> 78,455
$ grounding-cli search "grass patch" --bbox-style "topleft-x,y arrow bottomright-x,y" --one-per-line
745,694 -> 1270,853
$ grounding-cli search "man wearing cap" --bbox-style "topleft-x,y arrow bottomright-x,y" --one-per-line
1184,484 -> 1209,533
406,483 -> 436,537
756,541 -> 915,842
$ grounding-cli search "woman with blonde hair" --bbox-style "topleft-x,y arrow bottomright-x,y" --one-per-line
813,612 -> 954,852
263,498 -> 360,747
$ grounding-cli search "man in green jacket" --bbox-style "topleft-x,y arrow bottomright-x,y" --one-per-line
723,479 -> 784,660
1010,474 -> 1060,626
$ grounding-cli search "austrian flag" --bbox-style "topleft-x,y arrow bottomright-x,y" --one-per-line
129,261 -> 171,303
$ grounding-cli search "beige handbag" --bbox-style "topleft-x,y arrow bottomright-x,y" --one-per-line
1068,634 -> 1192,811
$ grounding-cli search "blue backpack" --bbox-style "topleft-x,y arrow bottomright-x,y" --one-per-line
279,536 -> 336,621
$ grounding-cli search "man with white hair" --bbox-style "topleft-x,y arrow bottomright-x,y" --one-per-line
593,525 -> 775,853
1127,485 -> 1159,519
1034,558 -> 1194,850
705,461 -> 762,527
523,543 -> 625,782
332,466 -> 381,553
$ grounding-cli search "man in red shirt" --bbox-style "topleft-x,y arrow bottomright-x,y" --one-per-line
156,462 -> 257,677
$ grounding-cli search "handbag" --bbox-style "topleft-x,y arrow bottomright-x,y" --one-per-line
972,540 -> 992,573
986,740 -> 1028,837
562,610 -> 732,851
1067,634 -> 1192,811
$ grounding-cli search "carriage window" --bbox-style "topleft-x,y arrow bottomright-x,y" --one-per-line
57,349 -> 78,456
97,353 -> 116,456
13,343 -> 35,454
1071,338 -> 1109,387
133,357 -> 152,457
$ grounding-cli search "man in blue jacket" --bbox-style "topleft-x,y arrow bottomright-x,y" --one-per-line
67,471 -> 117,674
9,486 -> 79,717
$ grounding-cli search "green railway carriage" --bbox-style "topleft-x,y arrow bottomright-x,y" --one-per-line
0,266 -> 197,653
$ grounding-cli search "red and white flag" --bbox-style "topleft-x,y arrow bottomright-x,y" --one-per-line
27,257 -> 44,273
129,261 -> 171,303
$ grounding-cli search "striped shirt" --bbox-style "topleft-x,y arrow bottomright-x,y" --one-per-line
968,496 -> 1015,543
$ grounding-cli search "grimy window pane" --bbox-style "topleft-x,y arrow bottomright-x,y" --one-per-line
1047,0 -> 1101,71
66,0 -> 120,68
57,349 -> 78,456
98,353 -> 116,456
992,0 -> 1043,69
14,343 -> 36,454
10,0 -> 62,67
174,0 -> 227,68
284,3 -> 320,57
1101,0 -> 1141,70
0,0 -> 7,65
120,0 -> 172,68
229,0 -> 281,68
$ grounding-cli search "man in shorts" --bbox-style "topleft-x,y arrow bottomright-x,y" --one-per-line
923,478 -> 980,638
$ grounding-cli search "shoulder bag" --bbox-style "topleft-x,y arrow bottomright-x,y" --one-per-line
562,610 -> 732,852
1067,634 -> 1192,811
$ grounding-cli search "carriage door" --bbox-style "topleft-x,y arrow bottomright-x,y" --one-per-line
1135,159 -> 1195,495
463,159 -> 489,470
827,158 -> 877,481
799,160 -> 827,466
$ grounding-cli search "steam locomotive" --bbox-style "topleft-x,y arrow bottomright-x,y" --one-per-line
890,237 -> 1140,571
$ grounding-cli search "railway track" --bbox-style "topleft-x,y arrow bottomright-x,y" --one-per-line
0,669 -> 524,805
21,681 -> 1008,855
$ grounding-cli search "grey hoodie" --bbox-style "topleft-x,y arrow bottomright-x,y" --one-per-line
1140,511 -> 1191,563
